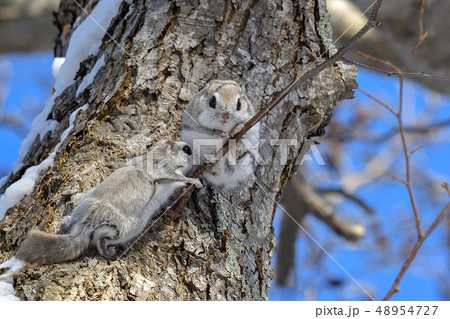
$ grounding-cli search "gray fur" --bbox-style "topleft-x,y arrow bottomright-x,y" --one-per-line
16,141 -> 201,264
181,80 -> 260,189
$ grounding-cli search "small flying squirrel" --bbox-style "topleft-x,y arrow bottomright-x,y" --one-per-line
181,80 -> 260,189
16,141 -> 202,264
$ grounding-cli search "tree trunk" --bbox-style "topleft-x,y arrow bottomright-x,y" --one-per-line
0,0 -> 355,300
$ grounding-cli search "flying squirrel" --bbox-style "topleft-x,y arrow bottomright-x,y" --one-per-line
16,141 -> 201,264
181,80 -> 260,189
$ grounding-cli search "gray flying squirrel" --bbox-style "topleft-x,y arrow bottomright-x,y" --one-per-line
181,80 -> 260,189
16,141 -> 202,264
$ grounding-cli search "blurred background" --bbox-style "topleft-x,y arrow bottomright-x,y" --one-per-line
0,0 -> 449,300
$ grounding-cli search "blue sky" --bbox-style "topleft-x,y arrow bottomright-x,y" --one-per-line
0,52 -> 54,176
0,51 -> 449,301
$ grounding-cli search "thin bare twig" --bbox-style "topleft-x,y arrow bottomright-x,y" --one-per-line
171,0 -> 385,215
419,0 -> 427,37
395,74 -> 423,236
342,58 -> 450,81
408,145 -> 423,156
405,2 -> 428,73
442,182 -> 450,197
356,87 -> 396,115
406,31 -> 428,71
380,1 -> 450,300
392,176 -> 407,186
357,51 -> 402,73
382,202 -> 450,300
351,45 -> 431,235
380,118 -> 450,142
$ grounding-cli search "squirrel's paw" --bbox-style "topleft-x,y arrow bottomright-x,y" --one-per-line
231,124 -> 244,137
187,178 -> 203,188
99,242 -> 117,259
214,130 -> 228,138
203,154 -> 217,165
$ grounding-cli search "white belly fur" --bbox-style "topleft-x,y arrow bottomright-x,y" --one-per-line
111,181 -> 184,245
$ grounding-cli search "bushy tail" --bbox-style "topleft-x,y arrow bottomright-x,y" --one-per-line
16,229 -> 90,264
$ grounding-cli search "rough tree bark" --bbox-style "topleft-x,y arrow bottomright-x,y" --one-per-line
0,0 -> 355,300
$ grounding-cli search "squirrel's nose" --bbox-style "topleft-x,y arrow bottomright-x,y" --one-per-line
221,113 -> 229,121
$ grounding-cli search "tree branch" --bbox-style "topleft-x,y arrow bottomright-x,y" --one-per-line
342,58 -> 450,81
318,188 -> 375,215
382,201 -> 450,300
378,2 -> 450,299
297,180 -> 366,242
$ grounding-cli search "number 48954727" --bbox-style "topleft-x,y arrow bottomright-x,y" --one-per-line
375,306 -> 438,316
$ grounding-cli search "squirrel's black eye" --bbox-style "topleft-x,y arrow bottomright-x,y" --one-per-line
182,145 -> 192,155
236,99 -> 241,111
209,96 -> 216,108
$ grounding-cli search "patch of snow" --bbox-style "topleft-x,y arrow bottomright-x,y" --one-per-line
76,55 -> 105,97
0,257 -> 26,301
12,0 -> 122,173
51,57 -> 66,79
12,113 -> 58,173
0,258 -> 26,283
54,0 -> 122,93
0,157 -> 53,220
0,104 -> 89,220
62,104 -> 89,143
0,282 -> 19,301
